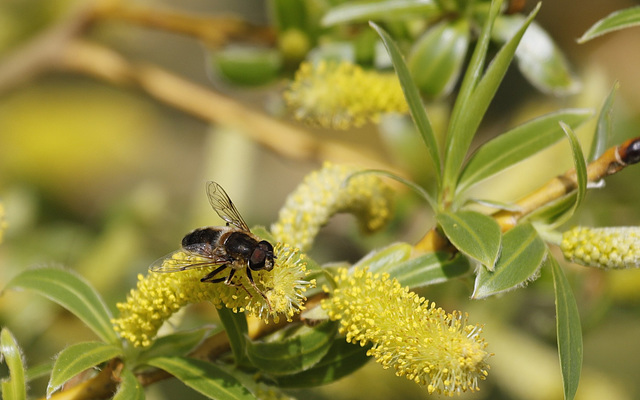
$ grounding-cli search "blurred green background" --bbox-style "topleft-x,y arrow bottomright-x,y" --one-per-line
2,0 -> 640,399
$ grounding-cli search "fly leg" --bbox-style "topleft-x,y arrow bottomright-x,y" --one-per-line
200,264 -> 229,283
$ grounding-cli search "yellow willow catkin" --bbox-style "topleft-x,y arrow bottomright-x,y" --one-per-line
285,61 -> 408,129
322,267 -> 490,396
561,226 -> 640,269
271,161 -> 393,252
112,243 -> 312,347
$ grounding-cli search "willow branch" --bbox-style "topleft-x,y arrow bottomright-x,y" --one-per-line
416,136 -> 640,252
56,39 -> 395,169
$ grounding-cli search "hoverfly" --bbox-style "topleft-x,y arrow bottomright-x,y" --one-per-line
149,181 -> 275,303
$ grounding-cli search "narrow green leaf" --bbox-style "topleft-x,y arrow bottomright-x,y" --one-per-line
137,326 -> 216,365
47,342 -> 122,397
247,322 -> 337,375
322,0 -> 439,26
578,6 -> 640,43
371,22 -> 442,188
383,251 -> 471,288
217,307 -> 249,367
493,16 -> 579,95
408,19 -> 470,98
352,242 -> 412,274
550,122 -> 587,228
113,368 -> 144,400
347,169 -> 437,210
2,267 -> 119,345
443,0 -> 503,194
437,210 -> 501,269
548,256 -> 583,400
589,82 -> 619,162
458,109 -> 593,193
444,2 -> 541,196
1,328 -> 27,400
472,223 -> 546,299
272,340 -> 370,387
147,356 -> 255,400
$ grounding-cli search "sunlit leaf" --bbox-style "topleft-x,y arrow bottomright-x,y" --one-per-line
1,328 -> 27,400
217,307 -> 249,367
589,82 -> 619,162
113,368 -> 144,400
47,342 -> 122,397
548,256 -> 583,400
247,322 -> 337,375
578,6 -> 640,43
473,223 -> 546,299
408,19 -> 470,97
353,242 -> 412,273
493,16 -> 579,95
383,251 -> 471,288
322,0 -> 439,26
457,109 -> 593,193
371,22 -> 442,188
550,122 -> 587,228
272,340 -> 370,387
3,267 -> 119,345
437,210 -> 501,269
147,356 -> 255,400
137,326 -> 217,365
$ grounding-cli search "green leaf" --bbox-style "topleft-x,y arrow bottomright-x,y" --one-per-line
548,256 -> 583,400
47,342 -> 122,397
589,82 -> 619,162
272,340 -> 370,387
524,192 -> 576,225
322,0 -> 439,26
371,22 -> 442,189
352,242 -> 412,274
408,19 -> 470,98
2,267 -> 119,345
1,328 -> 27,400
147,356 -> 255,400
444,2 -> 541,197
384,251 -> 471,288
493,16 -> 579,95
458,109 -> 593,193
472,223 -> 546,299
437,210 -> 501,269
247,322 -> 337,375
137,326 -> 216,365
217,307 -> 249,367
578,6 -> 640,43
113,368 -> 144,400
550,122 -> 587,228
443,0 -> 503,194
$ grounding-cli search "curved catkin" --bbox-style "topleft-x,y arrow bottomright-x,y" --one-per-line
271,162 -> 393,252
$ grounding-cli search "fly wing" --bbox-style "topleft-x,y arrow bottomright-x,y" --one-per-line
149,248 -> 227,273
206,181 -> 250,232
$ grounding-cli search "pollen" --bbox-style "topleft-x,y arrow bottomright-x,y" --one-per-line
561,226 -> 640,269
271,162 -> 393,252
285,61 -> 408,129
321,267 -> 491,396
112,243 -> 313,347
